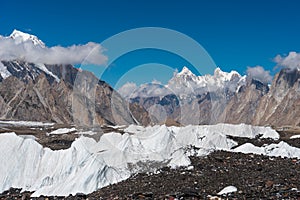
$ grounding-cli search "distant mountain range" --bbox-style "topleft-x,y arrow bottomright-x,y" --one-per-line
0,30 -> 299,127
119,66 -> 300,127
119,66 -> 246,100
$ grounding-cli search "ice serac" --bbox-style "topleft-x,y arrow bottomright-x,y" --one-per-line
234,141 -> 300,158
0,133 -> 131,196
0,123 -> 285,196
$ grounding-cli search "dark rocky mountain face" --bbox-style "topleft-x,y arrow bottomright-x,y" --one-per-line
0,58 -> 299,127
2,60 -> 57,84
44,64 -> 78,85
276,68 -> 300,88
0,60 -> 150,126
222,79 -> 270,125
253,68 -> 300,126
251,79 -> 270,94
221,68 -> 300,127
127,90 -> 229,125
0,75 -> 73,123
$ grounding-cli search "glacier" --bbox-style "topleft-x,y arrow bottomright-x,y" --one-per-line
0,123 -> 298,197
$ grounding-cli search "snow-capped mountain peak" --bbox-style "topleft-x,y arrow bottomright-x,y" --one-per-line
213,67 -> 241,81
177,66 -> 194,76
214,67 -> 222,75
9,29 -> 45,47
168,66 -> 245,94
167,66 -> 200,94
213,67 -> 232,78
120,66 -> 247,99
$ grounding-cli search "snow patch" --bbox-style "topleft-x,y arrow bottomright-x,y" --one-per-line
0,62 -> 11,79
0,120 -> 54,127
290,134 -> 300,139
48,128 -> 77,135
35,63 -> 60,82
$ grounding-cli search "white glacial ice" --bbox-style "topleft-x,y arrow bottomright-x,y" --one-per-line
0,123 -> 292,197
233,141 -> 300,159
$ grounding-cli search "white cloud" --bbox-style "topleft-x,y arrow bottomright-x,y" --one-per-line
151,79 -> 162,84
118,81 -> 171,99
0,36 -> 107,65
118,82 -> 138,99
246,66 -> 272,83
274,51 -> 300,70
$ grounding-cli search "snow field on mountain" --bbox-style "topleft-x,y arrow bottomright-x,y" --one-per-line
47,127 -> 77,135
118,66 -> 247,99
0,62 -> 11,78
0,123 -> 296,197
0,120 -> 55,127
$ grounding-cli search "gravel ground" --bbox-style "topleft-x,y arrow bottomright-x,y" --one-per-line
88,151 -> 300,199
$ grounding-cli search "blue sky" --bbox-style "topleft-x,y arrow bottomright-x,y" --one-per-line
2,0 -> 300,87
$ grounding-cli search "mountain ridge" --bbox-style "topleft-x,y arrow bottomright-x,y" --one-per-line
0,30 -> 299,127
0,60 -> 151,126
119,66 -> 299,127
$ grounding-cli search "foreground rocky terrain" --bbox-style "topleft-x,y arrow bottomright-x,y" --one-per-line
1,150 -> 300,199
89,151 -> 300,199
